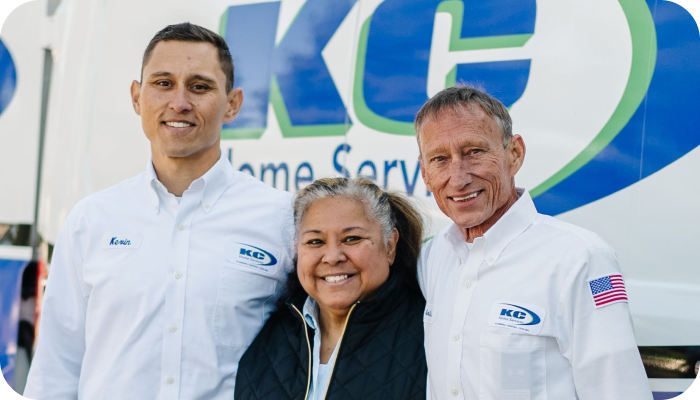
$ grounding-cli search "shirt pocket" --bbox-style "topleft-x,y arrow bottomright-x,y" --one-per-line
479,332 -> 547,400
213,267 -> 277,348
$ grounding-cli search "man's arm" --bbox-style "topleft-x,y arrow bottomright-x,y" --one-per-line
556,247 -> 652,400
24,212 -> 89,400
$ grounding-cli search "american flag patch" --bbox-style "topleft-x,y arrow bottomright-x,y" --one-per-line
588,274 -> 628,308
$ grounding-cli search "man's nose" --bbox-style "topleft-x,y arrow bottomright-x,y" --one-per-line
168,86 -> 193,113
447,158 -> 473,188
322,243 -> 347,265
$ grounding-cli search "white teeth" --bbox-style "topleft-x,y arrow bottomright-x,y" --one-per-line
165,121 -> 193,128
453,192 -> 480,201
324,275 -> 349,283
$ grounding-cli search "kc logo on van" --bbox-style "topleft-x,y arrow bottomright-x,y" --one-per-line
229,242 -> 279,274
219,0 -> 700,217
488,301 -> 546,335
0,38 -> 17,118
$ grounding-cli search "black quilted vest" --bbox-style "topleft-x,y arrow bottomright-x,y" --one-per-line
234,273 -> 427,399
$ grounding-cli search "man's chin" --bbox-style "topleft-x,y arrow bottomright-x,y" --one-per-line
452,214 -> 488,233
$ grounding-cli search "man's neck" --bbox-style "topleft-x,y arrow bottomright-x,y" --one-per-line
151,148 -> 220,197
462,189 -> 519,243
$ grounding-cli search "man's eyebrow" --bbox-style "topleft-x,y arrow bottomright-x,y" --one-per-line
190,74 -> 218,85
147,71 -> 173,79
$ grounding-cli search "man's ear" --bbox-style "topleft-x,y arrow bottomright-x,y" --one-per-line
224,88 -> 244,123
130,80 -> 142,116
507,134 -> 526,177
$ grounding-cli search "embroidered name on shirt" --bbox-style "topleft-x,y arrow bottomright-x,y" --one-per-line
487,301 -> 546,335
109,237 -> 131,246
101,233 -> 142,249
423,303 -> 436,324
226,241 -> 279,274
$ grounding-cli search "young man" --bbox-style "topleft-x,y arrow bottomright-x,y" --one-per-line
24,23 -> 294,400
416,86 -> 652,400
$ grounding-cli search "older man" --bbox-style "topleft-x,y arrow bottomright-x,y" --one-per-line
24,23 -> 293,400
416,86 -> 651,400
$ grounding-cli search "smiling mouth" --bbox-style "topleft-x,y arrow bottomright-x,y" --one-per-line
452,190 -> 483,202
163,121 -> 195,128
323,274 -> 354,283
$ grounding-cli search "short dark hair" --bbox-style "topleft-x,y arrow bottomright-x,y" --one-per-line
141,22 -> 235,93
414,85 -> 513,149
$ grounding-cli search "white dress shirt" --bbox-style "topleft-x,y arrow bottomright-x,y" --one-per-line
418,190 -> 652,400
303,297 -> 340,400
24,154 -> 294,400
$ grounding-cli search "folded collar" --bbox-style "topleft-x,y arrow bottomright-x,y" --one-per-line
143,152 -> 235,214
442,188 -> 537,266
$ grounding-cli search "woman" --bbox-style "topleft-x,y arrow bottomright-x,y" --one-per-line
235,178 -> 427,399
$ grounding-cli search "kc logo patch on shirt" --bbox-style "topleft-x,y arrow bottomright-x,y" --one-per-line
101,233 -> 142,249
226,241 -> 279,275
487,301 -> 547,335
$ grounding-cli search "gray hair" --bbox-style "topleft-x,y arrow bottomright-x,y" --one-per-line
294,178 -> 395,245
414,85 -> 513,149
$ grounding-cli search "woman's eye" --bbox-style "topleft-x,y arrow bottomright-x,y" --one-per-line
343,236 -> 362,243
305,239 -> 323,245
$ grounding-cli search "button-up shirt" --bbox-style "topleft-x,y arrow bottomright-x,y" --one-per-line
25,155 -> 294,400
302,297 -> 340,400
418,190 -> 652,400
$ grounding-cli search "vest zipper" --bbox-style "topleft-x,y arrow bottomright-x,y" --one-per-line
291,304 -> 313,400
321,302 -> 359,400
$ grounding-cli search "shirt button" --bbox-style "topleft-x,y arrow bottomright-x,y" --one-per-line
453,333 -> 460,341
464,280 -> 472,288
169,325 -> 177,333
451,388 -> 458,396
154,205 -> 159,211
204,203 -> 210,209
178,224 -> 184,231
488,257 -> 495,263
174,271 -> 182,279
166,377 -> 174,384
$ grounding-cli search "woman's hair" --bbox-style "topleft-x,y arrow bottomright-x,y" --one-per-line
282,178 -> 424,303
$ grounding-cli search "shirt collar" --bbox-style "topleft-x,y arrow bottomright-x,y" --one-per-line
302,296 -> 320,330
442,188 -> 537,266
143,152 -> 235,215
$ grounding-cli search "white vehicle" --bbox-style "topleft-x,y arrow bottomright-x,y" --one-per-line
1,0 -> 699,398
